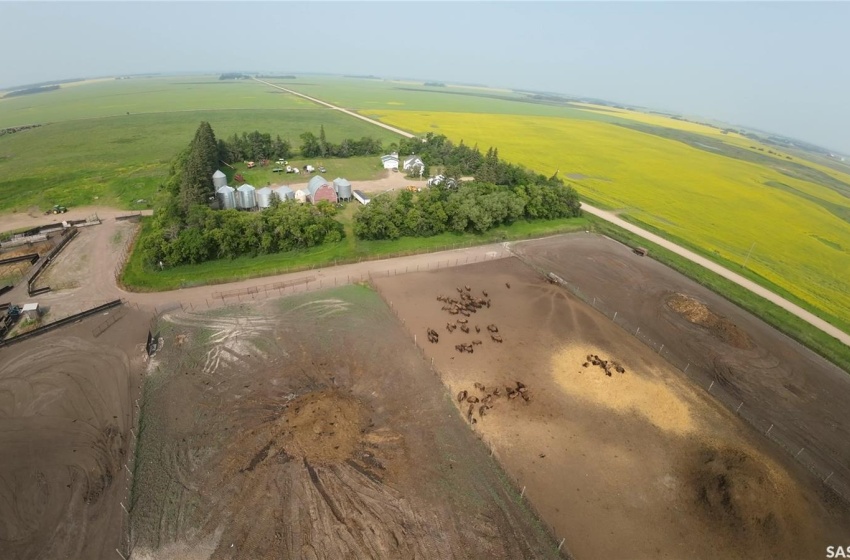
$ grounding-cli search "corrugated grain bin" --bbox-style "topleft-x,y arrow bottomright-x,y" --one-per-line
216,185 -> 236,210
333,178 -> 353,200
212,170 -> 228,189
256,187 -> 273,209
275,186 -> 295,201
236,184 -> 256,210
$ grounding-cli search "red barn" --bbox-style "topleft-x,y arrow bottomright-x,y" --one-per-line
307,176 -> 338,204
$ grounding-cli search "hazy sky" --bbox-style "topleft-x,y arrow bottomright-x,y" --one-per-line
2,2 -> 849,152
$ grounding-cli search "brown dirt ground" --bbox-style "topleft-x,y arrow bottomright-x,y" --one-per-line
0,306 -> 150,560
667,292 -> 752,349
130,286 -> 560,559
373,255 -> 850,559
514,234 -> 850,503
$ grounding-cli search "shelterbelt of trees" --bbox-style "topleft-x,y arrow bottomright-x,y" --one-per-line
135,124 -> 581,270
354,134 -> 582,239
137,122 -> 344,267
217,125 -> 385,163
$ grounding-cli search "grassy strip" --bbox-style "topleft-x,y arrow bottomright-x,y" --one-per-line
588,217 -> 850,374
617,213 -> 850,335
121,214 -> 592,291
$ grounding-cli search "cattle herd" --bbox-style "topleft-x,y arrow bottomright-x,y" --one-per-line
430,285 -> 504,353
456,381 -> 531,424
583,353 -> 627,377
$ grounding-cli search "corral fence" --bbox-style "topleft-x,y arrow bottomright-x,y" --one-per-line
512,254 -> 850,507
115,213 -> 142,222
0,299 -> 123,348
27,227 -> 79,296
0,252 -> 39,266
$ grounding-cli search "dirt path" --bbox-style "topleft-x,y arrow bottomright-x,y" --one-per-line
252,78 -> 849,348
579,203 -> 850,346
274,170 -> 427,194
252,78 -> 416,138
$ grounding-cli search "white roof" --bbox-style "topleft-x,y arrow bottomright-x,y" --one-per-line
212,170 -> 226,178
22,303 -> 39,311
257,186 -> 273,195
237,184 -> 255,192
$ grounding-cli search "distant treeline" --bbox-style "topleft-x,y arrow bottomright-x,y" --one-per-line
217,126 -> 384,162
3,85 -> 59,98
1,78 -> 83,92
256,75 -> 296,79
219,73 -> 250,80
0,124 -> 42,137
424,82 -> 446,87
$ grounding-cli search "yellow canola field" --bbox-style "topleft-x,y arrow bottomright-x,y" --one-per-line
367,110 -> 850,330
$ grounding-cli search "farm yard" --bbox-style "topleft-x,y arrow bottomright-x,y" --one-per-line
373,251 -> 850,559
129,285 -> 559,559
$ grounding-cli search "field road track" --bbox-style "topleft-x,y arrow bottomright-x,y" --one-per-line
253,78 -> 416,138
254,77 -> 850,348
578,203 -> 850,347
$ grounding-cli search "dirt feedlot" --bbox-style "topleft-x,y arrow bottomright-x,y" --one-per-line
0,307 -> 149,560
512,234 -> 850,498
130,285 -> 559,559
373,254 -> 850,559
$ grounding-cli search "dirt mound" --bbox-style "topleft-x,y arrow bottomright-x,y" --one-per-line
688,444 -> 811,547
667,293 -> 752,349
281,390 -> 368,465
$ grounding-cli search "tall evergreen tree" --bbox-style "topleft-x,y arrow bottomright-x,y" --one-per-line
319,125 -> 328,158
179,122 -> 219,214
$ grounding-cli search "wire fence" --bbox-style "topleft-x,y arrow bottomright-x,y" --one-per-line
521,264 -> 850,507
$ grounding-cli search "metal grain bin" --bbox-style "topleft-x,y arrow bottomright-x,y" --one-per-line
275,186 -> 295,201
256,186 -> 273,209
333,178 -> 352,201
212,170 -> 228,189
236,184 -> 256,210
216,185 -> 236,210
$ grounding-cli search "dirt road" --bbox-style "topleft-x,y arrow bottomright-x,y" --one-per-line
579,203 -> 850,346
252,78 -> 850,348
252,78 -> 416,138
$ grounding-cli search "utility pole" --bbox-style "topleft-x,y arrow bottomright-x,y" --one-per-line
743,241 -> 756,269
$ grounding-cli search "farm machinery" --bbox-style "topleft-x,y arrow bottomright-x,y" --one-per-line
46,205 -> 68,215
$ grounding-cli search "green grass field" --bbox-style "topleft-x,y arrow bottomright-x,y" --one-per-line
0,77 -> 398,212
